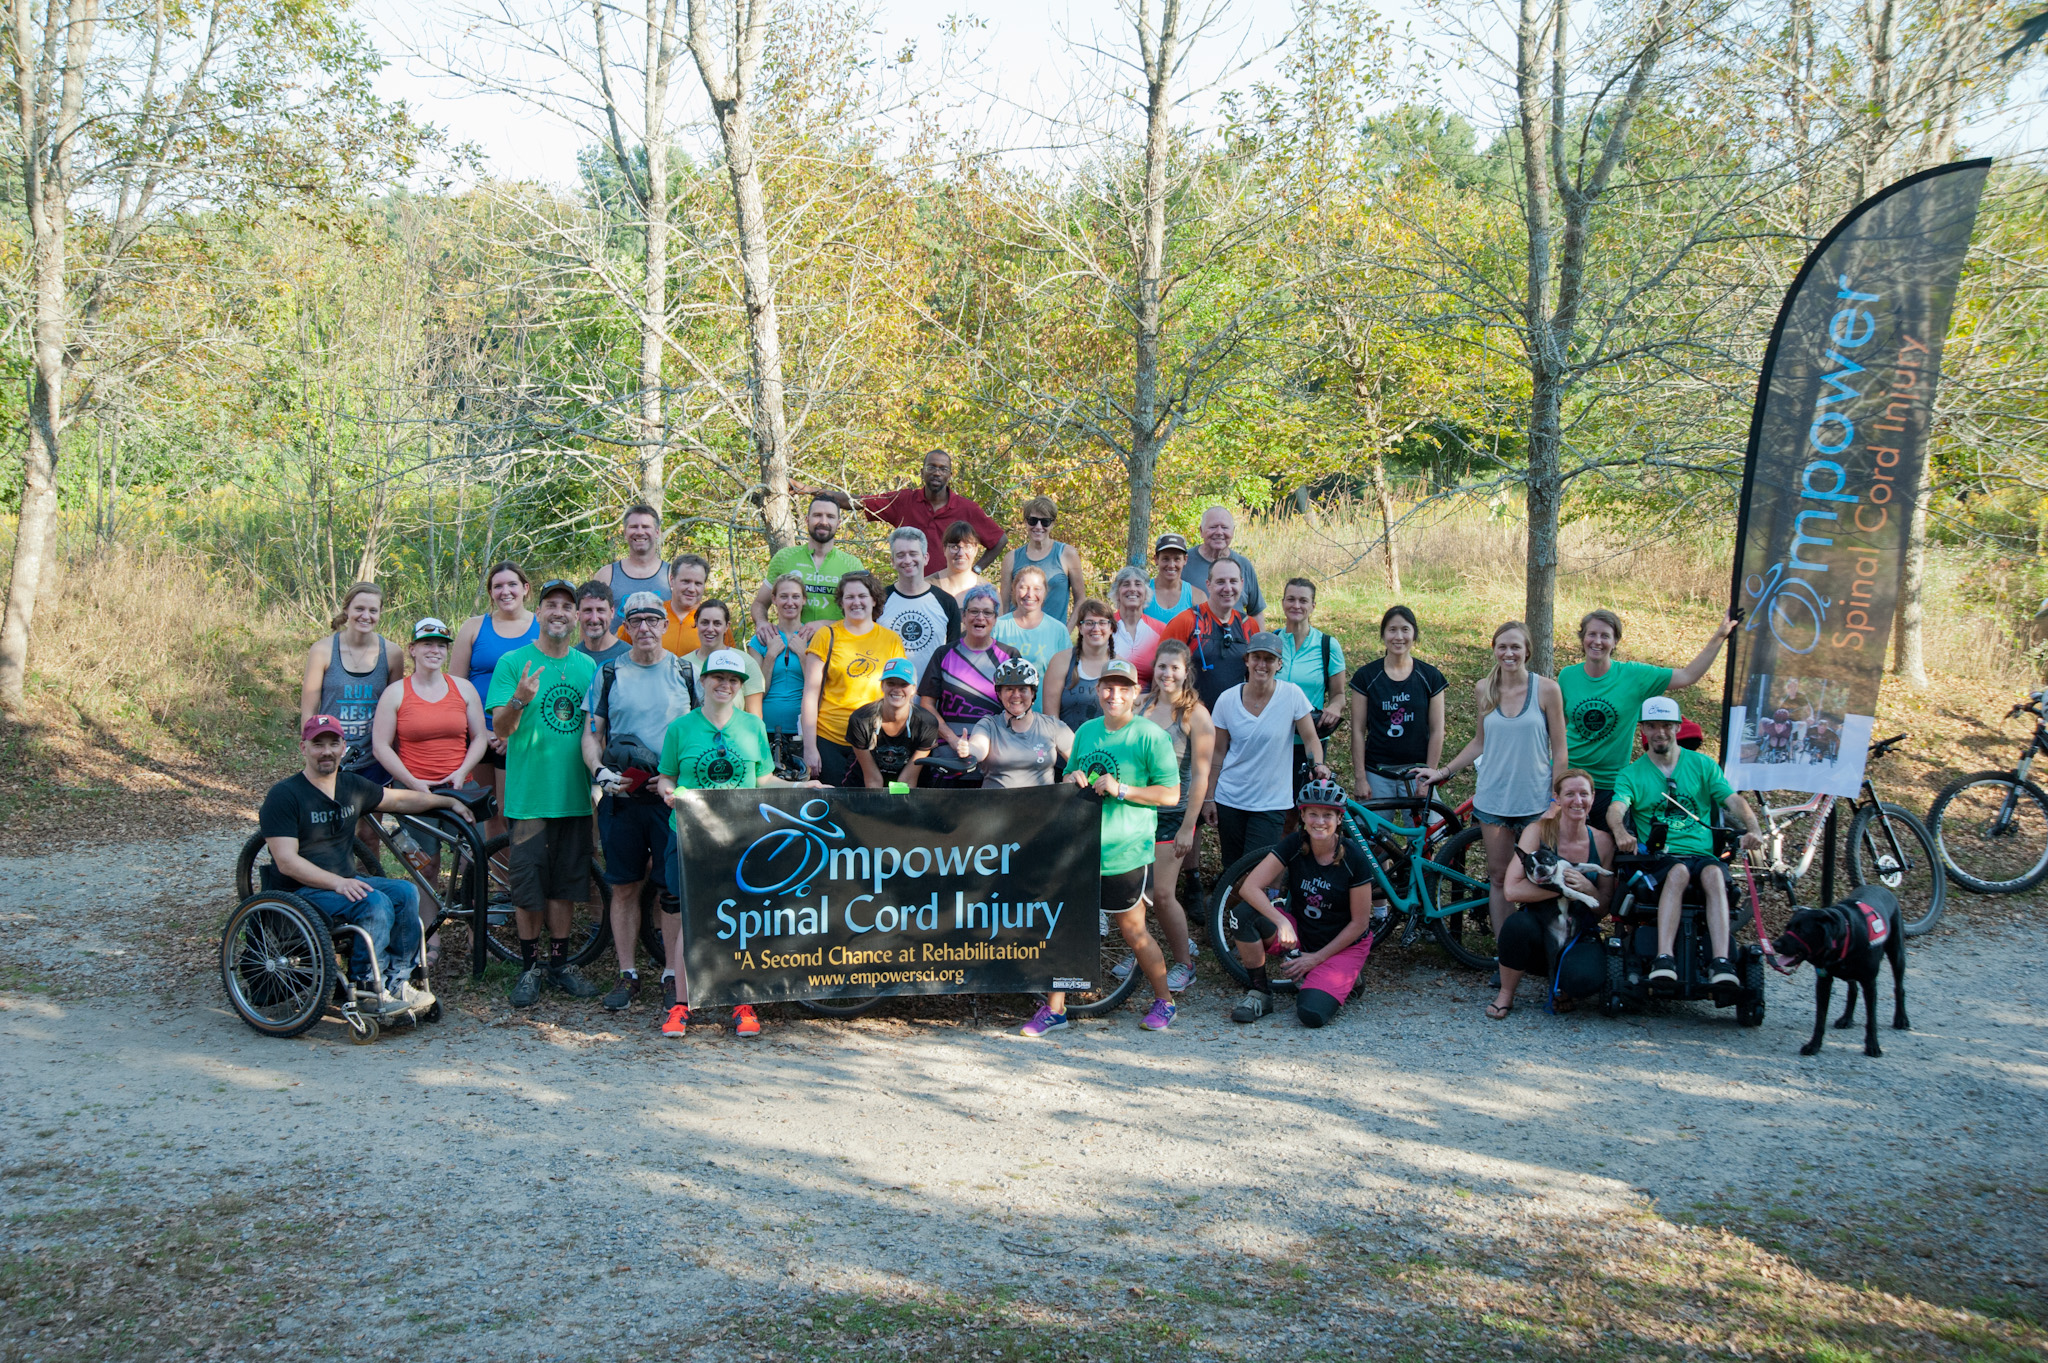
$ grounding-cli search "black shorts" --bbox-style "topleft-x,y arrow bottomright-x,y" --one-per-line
1156,807 -> 1186,844
509,816 -> 595,909
1102,864 -> 1153,919
1642,853 -> 1725,890
478,742 -> 505,772
597,796 -> 673,892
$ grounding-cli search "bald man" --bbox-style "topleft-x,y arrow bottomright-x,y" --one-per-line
1182,506 -> 1265,619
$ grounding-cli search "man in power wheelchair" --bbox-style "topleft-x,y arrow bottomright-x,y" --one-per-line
256,715 -> 476,1016
1604,698 -> 1766,1012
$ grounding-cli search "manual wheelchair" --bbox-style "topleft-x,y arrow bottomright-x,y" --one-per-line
1600,820 -> 1768,1028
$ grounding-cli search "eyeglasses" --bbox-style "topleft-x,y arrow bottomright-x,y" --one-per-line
1026,516 -> 1053,527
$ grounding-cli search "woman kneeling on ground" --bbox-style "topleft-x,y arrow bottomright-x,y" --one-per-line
1227,778 -> 1375,1028
1491,769 -> 1613,1020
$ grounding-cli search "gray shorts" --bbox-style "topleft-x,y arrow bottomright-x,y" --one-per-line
509,816 -> 594,910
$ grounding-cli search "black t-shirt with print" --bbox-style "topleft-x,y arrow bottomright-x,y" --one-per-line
842,702 -> 942,784
1274,831 -> 1371,954
257,771 -> 384,888
1347,658 -> 1448,767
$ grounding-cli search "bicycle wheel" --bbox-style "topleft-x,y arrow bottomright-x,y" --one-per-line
1057,888 -> 1151,1018
475,832 -> 611,966
798,994 -> 886,1018
1847,802 -> 1946,937
1928,772 -> 2048,895
1206,848 -> 1293,993
1425,824 -> 1497,971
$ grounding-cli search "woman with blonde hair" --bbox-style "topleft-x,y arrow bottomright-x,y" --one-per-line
301,582 -> 408,782
1139,638 -> 1213,994
1494,768 -> 1613,1019
1415,620 -> 1567,955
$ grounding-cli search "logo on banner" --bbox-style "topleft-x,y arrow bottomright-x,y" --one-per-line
736,799 -> 846,895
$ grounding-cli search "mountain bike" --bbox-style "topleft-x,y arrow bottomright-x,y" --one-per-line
1752,733 -> 1945,935
1208,788 -> 1496,983
1927,689 -> 2048,895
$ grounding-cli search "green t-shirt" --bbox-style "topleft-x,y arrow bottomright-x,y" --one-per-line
1612,749 -> 1733,857
1558,659 -> 1674,788
765,544 -> 866,623
659,709 -> 773,829
485,644 -> 599,820
1066,715 -> 1179,875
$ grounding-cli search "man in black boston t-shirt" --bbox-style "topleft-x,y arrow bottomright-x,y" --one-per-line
258,715 -> 475,1012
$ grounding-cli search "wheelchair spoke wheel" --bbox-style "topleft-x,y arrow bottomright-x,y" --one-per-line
1848,802 -> 1946,937
1424,825 -> 1497,971
1928,773 -> 2048,896
220,893 -> 336,1038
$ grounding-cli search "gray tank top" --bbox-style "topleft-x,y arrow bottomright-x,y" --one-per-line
1154,708 -> 1192,813
1476,675 -> 1553,819
1058,652 -> 1103,730
1019,540 -> 1070,621
321,634 -> 392,770
611,557 -> 671,602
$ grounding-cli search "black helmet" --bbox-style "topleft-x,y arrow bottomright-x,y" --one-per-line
1296,777 -> 1348,811
991,657 -> 1041,691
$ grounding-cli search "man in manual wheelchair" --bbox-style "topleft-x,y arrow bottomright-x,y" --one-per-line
1603,698 -> 1767,1019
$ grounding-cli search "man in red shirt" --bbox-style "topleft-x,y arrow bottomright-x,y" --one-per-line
1157,557 -> 1263,710
854,448 -> 1005,577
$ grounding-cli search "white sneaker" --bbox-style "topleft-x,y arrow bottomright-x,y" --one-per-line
1099,908 -> 1110,936
1111,956 -> 1135,981
1166,962 -> 1195,993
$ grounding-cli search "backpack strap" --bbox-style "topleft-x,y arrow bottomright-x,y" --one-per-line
677,655 -> 702,710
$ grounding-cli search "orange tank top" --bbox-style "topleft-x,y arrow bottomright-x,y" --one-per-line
394,675 -> 471,783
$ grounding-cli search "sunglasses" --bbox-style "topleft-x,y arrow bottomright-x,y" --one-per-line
1026,516 -> 1053,527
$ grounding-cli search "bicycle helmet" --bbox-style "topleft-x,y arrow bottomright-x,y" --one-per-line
1296,777 -> 1348,810
991,657 -> 1041,691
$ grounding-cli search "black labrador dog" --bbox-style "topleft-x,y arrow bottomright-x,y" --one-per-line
1769,883 -> 1909,1057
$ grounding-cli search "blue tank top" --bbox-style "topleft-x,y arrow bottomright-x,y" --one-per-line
1018,540 -> 1071,622
1144,579 -> 1195,626
750,632 -> 806,734
468,613 -> 539,729
611,557 -> 671,602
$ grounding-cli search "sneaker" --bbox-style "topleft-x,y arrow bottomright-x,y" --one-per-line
1099,909 -> 1110,936
1166,961 -> 1196,993
603,974 -> 641,1012
1648,954 -> 1679,994
397,980 -> 435,1011
546,962 -> 601,999
509,966 -> 544,1009
372,990 -> 414,1017
1019,1005 -> 1068,1038
732,1004 -> 761,1038
1111,956 -> 1135,981
661,1004 -> 689,1038
1231,989 -> 1272,1023
1140,999 -> 1177,1031
1708,957 -> 1739,987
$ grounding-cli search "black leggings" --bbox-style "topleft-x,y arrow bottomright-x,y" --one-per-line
1498,901 -> 1561,975
1297,988 -> 1341,1028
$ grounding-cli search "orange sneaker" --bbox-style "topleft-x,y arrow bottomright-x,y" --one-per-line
661,1004 -> 689,1038
732,1004 -> 761,1038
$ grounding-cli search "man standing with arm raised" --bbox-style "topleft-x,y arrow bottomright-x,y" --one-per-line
849,448 -> 1006,577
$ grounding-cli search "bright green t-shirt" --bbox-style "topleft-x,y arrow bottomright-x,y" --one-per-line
1558,659 -> 1674,788
1612,748 -> 1733,857
659,708 -> 773,829
485,644 -> 599,820
1066,715 -> 1179,875
765,545 -> 865,623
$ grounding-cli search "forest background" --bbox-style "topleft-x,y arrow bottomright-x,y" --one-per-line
0,0 -> 2043,723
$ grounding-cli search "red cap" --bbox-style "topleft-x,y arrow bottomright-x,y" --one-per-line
1676,718 -> 1705,750
302,714 -> 346,742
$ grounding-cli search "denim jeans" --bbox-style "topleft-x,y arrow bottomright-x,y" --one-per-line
299,875 -> 422,989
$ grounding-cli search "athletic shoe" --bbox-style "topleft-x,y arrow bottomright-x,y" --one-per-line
546,962 -> 601,999
1648,954 -> 1679,994
1140,999 -> 1177,1031
509,966 -> 544,1009
397,980 -> 435,1011
732,1004 -> 761,1038
372,990 -> 414,1017
1230,989 -> 1272,1023
1166,962 -> 1196,993
1111,956 -> 1135,981
1099,909 -> 1110,935
661,1004 -> 689,1038
1019,1005 -> 1068,1038
1708,957 -> 1739,987
603,974 -> 641,1012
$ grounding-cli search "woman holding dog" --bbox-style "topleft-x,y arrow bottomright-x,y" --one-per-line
1491,769 -> 1613,1019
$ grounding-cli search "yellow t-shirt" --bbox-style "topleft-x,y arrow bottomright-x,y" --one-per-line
807,623 -> 905,746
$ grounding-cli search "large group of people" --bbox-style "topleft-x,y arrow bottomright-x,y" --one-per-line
265,447 -> 1752,1045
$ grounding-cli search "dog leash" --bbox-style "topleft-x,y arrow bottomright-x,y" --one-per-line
1741,854 -> 1796,976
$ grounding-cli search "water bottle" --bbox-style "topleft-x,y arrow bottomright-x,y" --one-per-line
389,823 -> 433,878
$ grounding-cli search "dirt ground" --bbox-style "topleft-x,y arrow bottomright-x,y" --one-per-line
3,824 -> 2045,1363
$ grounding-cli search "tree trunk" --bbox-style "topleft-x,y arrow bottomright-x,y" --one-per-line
1524,377 -> 1564,673
637,0 -> 674,513
1368,452 -> 1401,594
1124,0 -> 1178,568
1892,453 -> 1931,687
0,201 -> 72,708
1514,0 -> 1560,676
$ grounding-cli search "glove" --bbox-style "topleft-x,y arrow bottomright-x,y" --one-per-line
593,766 -> 627,795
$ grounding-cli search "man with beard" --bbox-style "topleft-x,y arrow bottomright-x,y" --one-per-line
1606,697 -> 1763,998
575,580 -> 631,666
488,578 -> 604,1008
851,448 -> 1005,577
258,715 -> 473,1013
754,491 -> 865,634
595,503 -> 672,603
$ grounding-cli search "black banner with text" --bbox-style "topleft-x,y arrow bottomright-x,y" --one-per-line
673,785 -> 1103,1005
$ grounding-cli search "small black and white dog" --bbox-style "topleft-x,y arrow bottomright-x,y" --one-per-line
1769,884 -> 1909,1057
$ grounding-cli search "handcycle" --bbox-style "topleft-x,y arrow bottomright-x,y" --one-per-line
1927,689 -> 2048,895
1751,732 -> 1945,935
1207,783 -> 1495,992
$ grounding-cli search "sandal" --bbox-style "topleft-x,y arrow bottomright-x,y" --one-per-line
1484,1000 -> 1513,1021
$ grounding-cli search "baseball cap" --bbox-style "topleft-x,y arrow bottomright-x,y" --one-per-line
537,577 -> 578,604
880,658 -> 917,686
621,590 -> 667,621
411,617 -> 453,644
1245,630 -> 1285,658
702,648 -> 751,679
1640,696 -> 1682,723
302,714 -> 346,742
1153,533 -> 1189,555
1098,659 -> 1141,686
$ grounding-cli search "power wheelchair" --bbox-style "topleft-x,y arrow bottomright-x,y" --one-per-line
1600,817 -> 1768,1028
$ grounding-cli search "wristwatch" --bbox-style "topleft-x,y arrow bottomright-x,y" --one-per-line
1116,781 -> 1128,802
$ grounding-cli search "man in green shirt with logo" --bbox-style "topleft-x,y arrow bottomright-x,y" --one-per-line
1021,659 -> 1183,1037
1606,697 -> 1764,998
486,578 -> 603,1008
752,491 -> 865,635
1559,607 -> 1737,827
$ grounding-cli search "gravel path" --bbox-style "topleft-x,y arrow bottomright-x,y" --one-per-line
2,828 -> 2044,1360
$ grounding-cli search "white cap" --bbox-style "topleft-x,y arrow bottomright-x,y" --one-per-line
1640,696 -> 1681,723
703,648 -> 751,679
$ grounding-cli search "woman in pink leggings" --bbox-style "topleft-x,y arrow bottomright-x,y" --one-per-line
1226,778 -> 1375,1026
